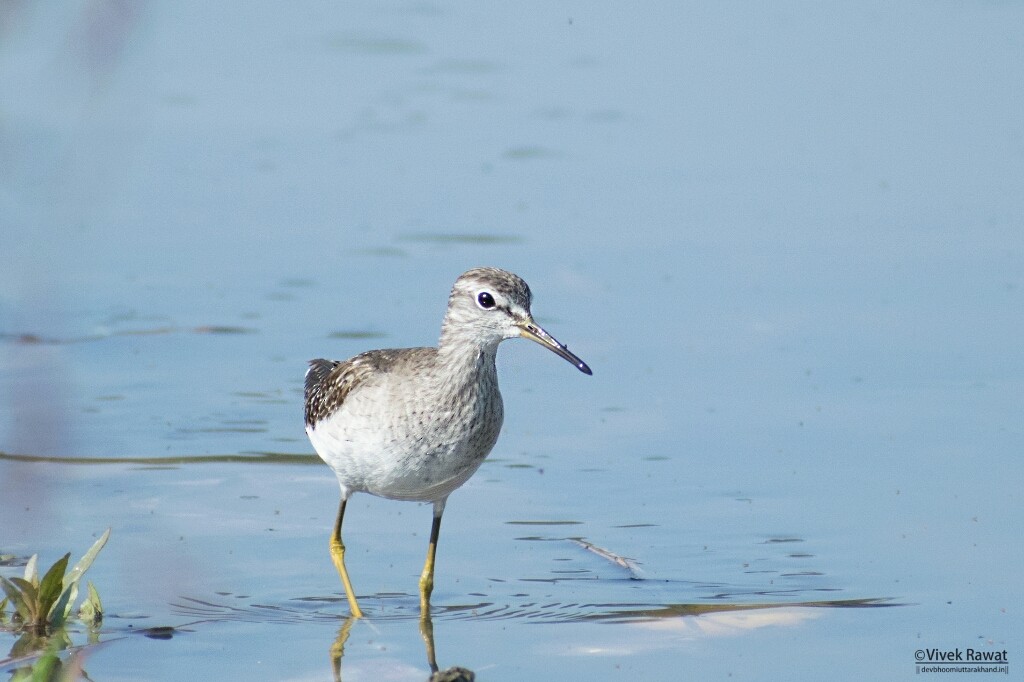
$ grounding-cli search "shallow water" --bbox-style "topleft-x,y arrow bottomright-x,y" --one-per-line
2,1 -> 1021,680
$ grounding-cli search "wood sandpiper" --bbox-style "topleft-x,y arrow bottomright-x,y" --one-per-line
304,267 -> 591,617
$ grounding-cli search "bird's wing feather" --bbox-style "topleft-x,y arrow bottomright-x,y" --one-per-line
304,349 -> 428,428
304,355 -> 376,428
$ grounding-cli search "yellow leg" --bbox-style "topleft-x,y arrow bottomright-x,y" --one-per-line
419,609 -> 438,674
419,511 -> 443,615
330,498 -> 364,618
329,616 -> 356,682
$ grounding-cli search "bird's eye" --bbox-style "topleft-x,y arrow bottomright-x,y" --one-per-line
476,291 -> 496,310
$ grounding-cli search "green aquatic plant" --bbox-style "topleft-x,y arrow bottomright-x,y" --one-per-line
0,529 -> 109,637
3,633 -> 87,682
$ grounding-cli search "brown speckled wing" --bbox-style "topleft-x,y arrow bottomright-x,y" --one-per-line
304,349 -> 427,428
304,354 -> 376,428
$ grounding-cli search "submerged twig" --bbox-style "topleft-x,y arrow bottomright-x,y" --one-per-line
569,538 -> 644,579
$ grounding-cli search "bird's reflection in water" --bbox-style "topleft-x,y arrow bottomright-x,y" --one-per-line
329,611 -> 475,682
328,616 -> 355,682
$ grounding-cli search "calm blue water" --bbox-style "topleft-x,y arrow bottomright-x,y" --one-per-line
2,2 -> 1021,680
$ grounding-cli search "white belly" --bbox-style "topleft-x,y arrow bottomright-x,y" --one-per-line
306,376 -> 503,502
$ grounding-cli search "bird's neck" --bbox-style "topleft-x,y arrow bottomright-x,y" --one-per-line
435,331 -> 500,389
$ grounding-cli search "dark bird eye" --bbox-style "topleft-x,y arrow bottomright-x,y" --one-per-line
477,292 -> 496,309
